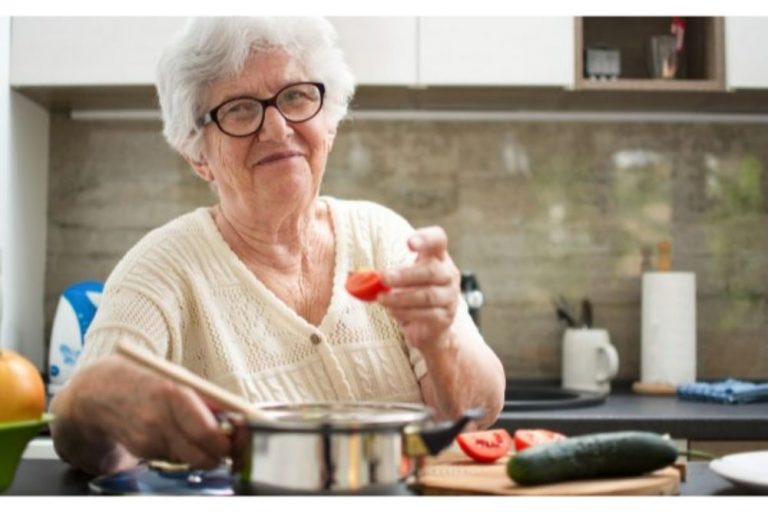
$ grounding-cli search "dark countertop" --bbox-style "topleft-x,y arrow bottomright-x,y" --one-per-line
3,458 -> 762,496
492,389 -> 768,439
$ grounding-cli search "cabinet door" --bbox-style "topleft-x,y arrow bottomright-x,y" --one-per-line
725,17 -> 768,89
10,17 -> 186,86
418,17 -> 574,87
11,17 -> 418,88
328,17 -> 417,86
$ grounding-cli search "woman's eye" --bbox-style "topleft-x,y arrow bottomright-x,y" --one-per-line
283,91 -> 307,102
221,101 -> 258,118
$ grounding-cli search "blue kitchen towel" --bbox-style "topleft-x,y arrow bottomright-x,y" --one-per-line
677,379 -> 768,404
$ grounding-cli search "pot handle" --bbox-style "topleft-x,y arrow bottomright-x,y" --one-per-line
403,407 -> 485,457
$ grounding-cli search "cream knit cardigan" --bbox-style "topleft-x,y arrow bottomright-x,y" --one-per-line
77,197 -> 475,405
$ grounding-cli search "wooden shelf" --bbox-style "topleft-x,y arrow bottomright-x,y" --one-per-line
575,17 -> 725,92
20,84 -> 768,115
577,78 -> 723,92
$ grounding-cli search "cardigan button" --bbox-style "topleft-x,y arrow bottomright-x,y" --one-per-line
310,334 -> 321,345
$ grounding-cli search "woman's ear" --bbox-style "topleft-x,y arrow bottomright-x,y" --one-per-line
185,153 -> 214,182
326,125 -> 337,148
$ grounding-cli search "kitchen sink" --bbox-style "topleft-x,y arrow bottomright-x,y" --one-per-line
503,385 -> 606,411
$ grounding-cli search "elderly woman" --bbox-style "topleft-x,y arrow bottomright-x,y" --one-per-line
50,17 -> 505,475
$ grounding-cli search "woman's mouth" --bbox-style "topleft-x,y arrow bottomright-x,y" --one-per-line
257,151 -> 301,165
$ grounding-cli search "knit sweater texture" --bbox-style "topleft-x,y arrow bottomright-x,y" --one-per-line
77,197 -> 476,405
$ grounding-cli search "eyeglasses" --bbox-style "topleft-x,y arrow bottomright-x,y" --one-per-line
196,82 -> 325,137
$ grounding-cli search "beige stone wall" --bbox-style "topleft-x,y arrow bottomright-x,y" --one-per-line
46,112 -> 768,380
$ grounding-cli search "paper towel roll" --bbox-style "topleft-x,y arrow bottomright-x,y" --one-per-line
641,272 -> 697,386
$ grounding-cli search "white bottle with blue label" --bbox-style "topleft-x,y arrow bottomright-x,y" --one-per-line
48,281 -> 103,394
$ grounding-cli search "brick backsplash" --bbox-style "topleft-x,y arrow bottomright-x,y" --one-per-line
46,112 -> 768,380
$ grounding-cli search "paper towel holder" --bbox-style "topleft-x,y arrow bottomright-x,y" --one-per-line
635,241 -> 675,395
633,241 -> 696,396
632,381 -> 677,395
656,240 -> 672,271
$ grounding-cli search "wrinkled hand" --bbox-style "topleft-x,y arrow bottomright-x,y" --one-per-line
73,356 -> 232,469
379,226 -> 461,353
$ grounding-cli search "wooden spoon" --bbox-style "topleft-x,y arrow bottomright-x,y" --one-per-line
116,339 -> 271,422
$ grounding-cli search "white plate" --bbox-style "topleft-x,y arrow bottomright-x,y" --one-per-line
710,451 -> 768,493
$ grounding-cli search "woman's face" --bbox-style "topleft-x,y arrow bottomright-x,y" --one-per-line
192,49 -> 336,214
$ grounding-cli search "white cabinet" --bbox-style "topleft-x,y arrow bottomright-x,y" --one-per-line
14,17 -> 768,91
2,16 -> 50,368
418,17 -> 574,87
10,17 -> 186,86
329,17 -> 417,85
10,17 -> 418,88
725,17 -> 768,89
11,17 -> 573,89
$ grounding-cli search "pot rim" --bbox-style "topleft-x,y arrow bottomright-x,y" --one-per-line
240,401 -> 434,433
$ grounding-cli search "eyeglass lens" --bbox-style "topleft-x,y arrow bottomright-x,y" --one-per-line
216,83 -> 323,136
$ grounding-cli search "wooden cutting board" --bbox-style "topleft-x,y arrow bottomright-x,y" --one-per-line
417,450 -> 680,496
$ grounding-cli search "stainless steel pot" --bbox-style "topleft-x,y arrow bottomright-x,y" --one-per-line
230,402 -> 483,494
113,343 -> 482,494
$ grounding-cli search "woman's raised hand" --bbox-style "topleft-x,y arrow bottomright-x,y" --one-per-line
379,226 -> 461,354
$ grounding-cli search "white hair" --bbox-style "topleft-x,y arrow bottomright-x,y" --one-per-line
156,17 -> 357,160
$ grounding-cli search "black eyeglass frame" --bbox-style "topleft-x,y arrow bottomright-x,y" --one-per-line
196,81 -> 326,137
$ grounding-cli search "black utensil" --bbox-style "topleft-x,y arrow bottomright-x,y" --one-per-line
581,299 -> 593,328
552,297 -> 577,327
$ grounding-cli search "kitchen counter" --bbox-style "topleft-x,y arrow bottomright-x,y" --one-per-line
492,388 -> 768,440
3,458 -> 761,496
9,388 -> 766,496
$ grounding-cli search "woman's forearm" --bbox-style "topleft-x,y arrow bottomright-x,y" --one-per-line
418,327 -> 506,429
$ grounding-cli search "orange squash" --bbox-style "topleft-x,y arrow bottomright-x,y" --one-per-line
0,349 -> 46,422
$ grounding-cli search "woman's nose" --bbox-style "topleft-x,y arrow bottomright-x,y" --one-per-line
257,105 -> 290,142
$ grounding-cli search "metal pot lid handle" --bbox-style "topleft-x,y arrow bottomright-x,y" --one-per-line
403,407 -> 485,457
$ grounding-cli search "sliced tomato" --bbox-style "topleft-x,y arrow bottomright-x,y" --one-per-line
399,455 -> 413,478
513,429 -> 567,452
345,269 -> 390,302
456,429 -> 513,463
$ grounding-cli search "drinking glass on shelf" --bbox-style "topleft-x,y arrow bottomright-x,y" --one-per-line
648,35 -> 678,79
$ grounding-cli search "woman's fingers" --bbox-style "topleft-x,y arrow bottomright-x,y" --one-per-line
163,426 -> 222,469
167,385 -> 232,468
379,284 -> 457,310
386,306 -> 455,329
383,261 -> 454,288
102,359 -> 229,467
379,226 -> 463,351
408,226 -> 448,260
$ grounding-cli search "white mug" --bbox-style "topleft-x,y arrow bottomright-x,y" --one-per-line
562,328 -> 619,394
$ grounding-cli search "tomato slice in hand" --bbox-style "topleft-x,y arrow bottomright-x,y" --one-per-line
345,269 -> 390,302
513,429 -> 567,452
456,429 -> 513,463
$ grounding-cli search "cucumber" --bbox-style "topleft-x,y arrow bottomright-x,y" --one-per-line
506,431 -> 678,486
